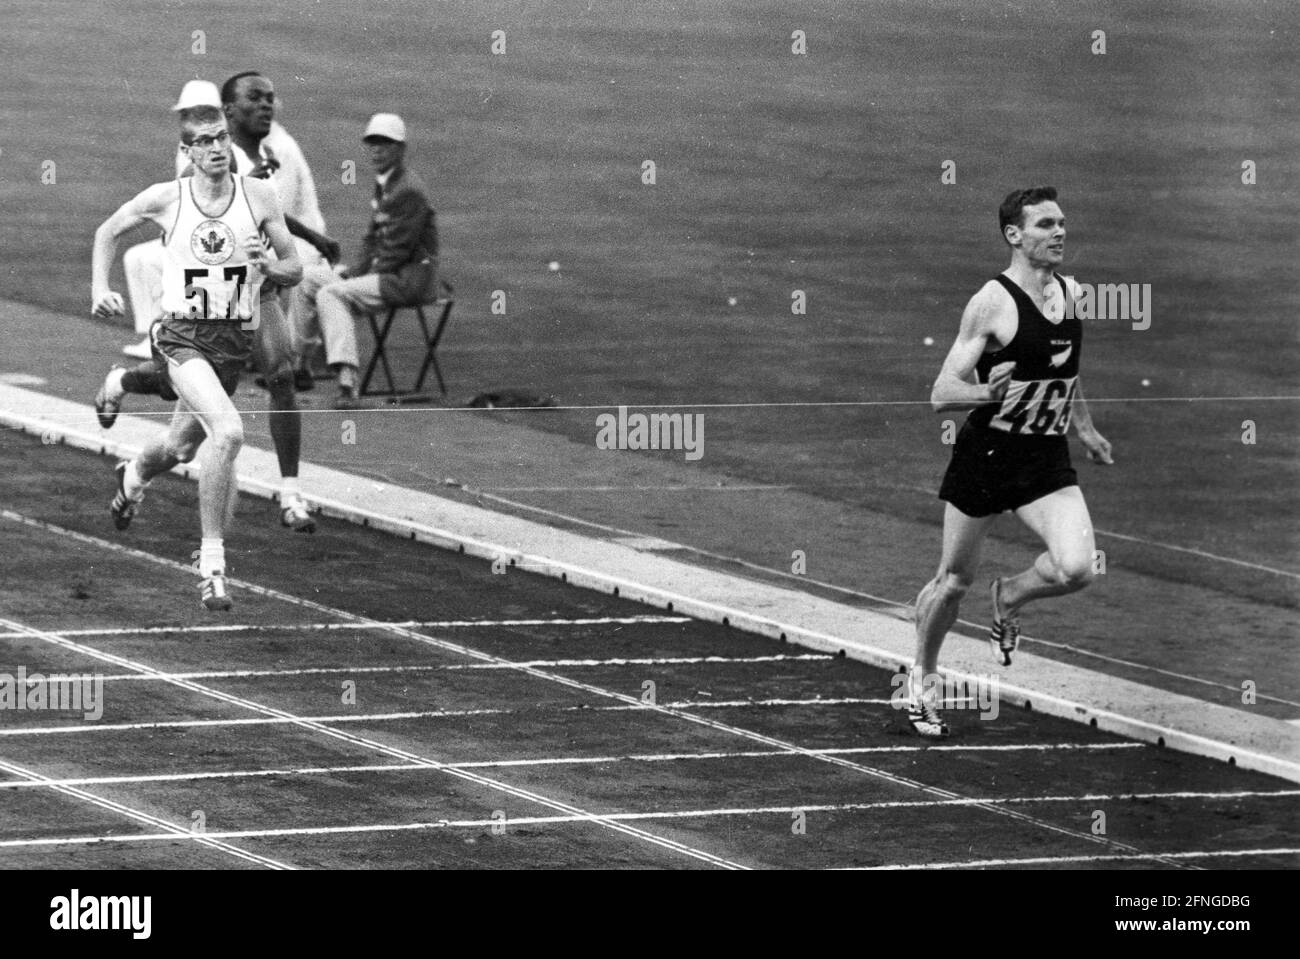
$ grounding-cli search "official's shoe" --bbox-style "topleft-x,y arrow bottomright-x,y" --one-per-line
904,668 -> 949,738
122,337 -> 152,360
333,385 -> 361,411
989,577 -> 1021,666
94,367 -> 125,429
200,573 -> 233,611
109,461 -> 140,531
293,368 -> 315,392
280,498 -> 316,534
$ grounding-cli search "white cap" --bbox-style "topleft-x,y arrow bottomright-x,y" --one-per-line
173,80 -> 222,111
363,113 -> 407,143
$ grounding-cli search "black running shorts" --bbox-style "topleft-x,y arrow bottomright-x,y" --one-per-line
938,421 -> 1078,518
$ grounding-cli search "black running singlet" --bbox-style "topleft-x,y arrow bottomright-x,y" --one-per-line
968,274 -> 1082,436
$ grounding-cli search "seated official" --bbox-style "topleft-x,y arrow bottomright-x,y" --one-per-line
297,112 -> 438,409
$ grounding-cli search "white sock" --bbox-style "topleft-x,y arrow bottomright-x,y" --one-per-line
281,477 -> 301,505
199,537 -> 225,578
123,460 -> 149,501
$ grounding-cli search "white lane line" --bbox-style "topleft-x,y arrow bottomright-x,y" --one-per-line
0,615 -> 692,640
1014,633 -> 1300,710
472,477 -> 1300,579
0,710 -> 510,736
485,486 -> 791,493
4,790 -> 1296,853
853,848 -> 1300,870
1091,527 -> 1300,579
0,756 -> 292,870
647,697 -> 902,708
0,615 -> 745,871
0,698 -> 965,736
90,654 -> 834,682
472,487 -> 1300,709
0,509 -> 1164,864
18,620 -> 1296,710
0,742 -> 1149,791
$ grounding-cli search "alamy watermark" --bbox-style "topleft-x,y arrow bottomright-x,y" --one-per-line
0,667 -> 104,721
595,406 -> 704,461
890,671 -> 1000,721
50,890 -> 150,939
1065,281 -> 1151,331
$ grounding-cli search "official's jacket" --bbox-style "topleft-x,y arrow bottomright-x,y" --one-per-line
355,163 -> 438,305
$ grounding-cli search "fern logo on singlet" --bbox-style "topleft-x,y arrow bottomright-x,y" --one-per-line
1049,344 -> 1073,368
190,220 -> 235,265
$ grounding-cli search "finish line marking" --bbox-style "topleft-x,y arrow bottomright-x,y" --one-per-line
0,697 -> 974,736
0,755 -> 292,870
0,615 -> 691,640
0,742 -> 1147,791
0,612 -> 744,870
850,847 -> 1300,870
0,507 -> 1151,862
3,792 -> 1295,853
5,384 -> 1296,782
88,654 -> 834,681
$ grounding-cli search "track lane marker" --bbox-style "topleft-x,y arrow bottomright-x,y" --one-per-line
0,615 -> 691,640
851,848 -> 1300,869
3,791 -> 1296,853
0,755 -> 292,870
88,653 -> 833,681
0,698 -> 983,736
0,742 -> 1150,792
1,509 -> 1172,864
6,388 -> 1296,780
0,613 -> 746,870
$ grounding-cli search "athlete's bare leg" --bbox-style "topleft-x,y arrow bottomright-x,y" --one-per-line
999,485 -> 1096,613
914,503 -> 999,675
158,358 -> 244,540
134,399 -> 205,484
264,371 -> 301,481
252,296 -> 313,531
253,296 -> 301,481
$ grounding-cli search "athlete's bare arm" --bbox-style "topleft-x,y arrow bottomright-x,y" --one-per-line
285,216 -> 341,264
930,281 -> 1017,414
243,178 -> 303,289
1070,380 -> 1114,464
91,183 -> 177,317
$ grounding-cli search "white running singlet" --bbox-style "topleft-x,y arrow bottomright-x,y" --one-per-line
158,175 -> 264,322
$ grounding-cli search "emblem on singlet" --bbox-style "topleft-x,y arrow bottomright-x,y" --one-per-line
190,220 -> 236,265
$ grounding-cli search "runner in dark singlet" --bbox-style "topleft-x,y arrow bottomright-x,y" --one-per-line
904,186 -> 1114,737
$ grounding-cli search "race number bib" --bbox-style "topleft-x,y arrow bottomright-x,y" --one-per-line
989,377 -> 1077,435
180,265 -> 255,321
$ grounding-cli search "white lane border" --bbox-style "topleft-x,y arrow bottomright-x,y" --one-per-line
3,790 -> 1297,866
0,754 -> 293,870
1,509 -> 1147,861
0,742 -> 1149,792
0,614 -> 746,870
3,383 -> 1298,783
